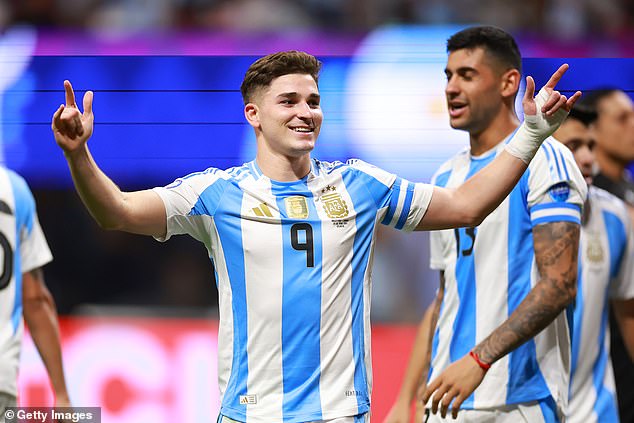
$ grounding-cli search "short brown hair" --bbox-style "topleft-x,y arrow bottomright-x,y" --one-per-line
240,51 -> 322,104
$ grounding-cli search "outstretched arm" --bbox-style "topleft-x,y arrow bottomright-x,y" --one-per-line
384,274 -> 443,423
417,65 -> 582,231
51,80 -> 166,237
422,221 -> 579,418
22,268 -> 70,407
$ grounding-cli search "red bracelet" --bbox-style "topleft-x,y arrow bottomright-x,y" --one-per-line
469,351 -> 491,371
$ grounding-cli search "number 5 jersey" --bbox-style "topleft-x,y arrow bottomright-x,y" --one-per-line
428,137 -> 586,416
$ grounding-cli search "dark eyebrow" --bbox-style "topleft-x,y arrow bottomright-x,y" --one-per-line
444,66 -> 477,76
276,92 -> 320,100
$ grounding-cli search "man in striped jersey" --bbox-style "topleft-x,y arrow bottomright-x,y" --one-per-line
0,167 -> 71,419
552,106 -> 634,423
388,27 -> 586,423
51,50 -> 579,423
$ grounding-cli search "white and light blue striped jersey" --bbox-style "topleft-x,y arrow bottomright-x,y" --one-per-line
153,158 -> 433,423
568,186 -> 634,423
428,137 -> 587,414
0,168 -> 53,397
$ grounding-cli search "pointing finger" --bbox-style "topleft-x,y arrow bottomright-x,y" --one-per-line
544,63 -> 569,90
64,80 -> 77,107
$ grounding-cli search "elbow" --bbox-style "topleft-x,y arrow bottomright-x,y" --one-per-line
560,276 -> 578,308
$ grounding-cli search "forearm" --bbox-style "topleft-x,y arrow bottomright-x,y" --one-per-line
453,150 -> 528,226
472,275 -> 575,363
473,221 -> 579,363
23,288 -> 69,400
397,302 -> 436,404
64,146 -> 129,230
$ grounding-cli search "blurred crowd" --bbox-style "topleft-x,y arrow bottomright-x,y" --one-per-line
1,0 -> 633,39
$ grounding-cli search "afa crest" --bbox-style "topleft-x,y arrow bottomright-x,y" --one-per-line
321,185 -> 349,219
586,232 -> 604,263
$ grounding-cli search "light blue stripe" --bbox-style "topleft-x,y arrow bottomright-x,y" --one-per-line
433,170 -> 451,188
394,182 -> 414,230
531,202 -> 581,212
541,144 -> 559,181
207,184 -> 249,416
570,255 -> 584,384
270,181 -> 323,421
342,169 -> 377,414
538,396 -> 560,423
532,215 -> 581,226
591,290 -> 620,422
544,143 -> 563,180
556,148 -> 570,181
189,179 -> 230,217
448,155 -> 493,408
8,172 -> 31,334
506,170 -> 552,403
380,177 -> 402,226
602,211 -> 627,279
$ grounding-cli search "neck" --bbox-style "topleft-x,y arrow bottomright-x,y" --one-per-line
255,149 -> 312,182
469,113 -> 520,156
595,148 -> 626,182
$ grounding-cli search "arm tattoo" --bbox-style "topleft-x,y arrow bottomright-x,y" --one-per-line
473,221 -> 579,364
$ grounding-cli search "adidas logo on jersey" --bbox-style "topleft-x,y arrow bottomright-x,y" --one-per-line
252,203 -> 273,217
239,394 -> 257,405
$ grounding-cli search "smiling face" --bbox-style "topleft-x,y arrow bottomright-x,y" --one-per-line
245,73 -> 322,159
444,47 -> 509,135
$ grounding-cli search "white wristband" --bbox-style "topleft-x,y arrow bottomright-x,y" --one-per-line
505,87 -> 569,164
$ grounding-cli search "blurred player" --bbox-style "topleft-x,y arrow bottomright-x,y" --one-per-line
386,26 -> 586,423
552,106 -> 634,423
51,50 -> 578,423
579,88 -> 634,423
0,167 -> 70,421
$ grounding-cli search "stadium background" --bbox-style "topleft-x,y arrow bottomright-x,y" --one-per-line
1,1 -> 633,421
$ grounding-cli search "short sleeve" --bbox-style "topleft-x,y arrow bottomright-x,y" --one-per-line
527,139 -> 587,227
348,160 -> 433,232
7,171 -> 52,272
152,168 -> 229,242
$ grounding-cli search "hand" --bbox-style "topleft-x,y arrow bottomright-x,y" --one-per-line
523,64 -> 581,117
421,354 -> 487,419
382,398 -> 410,423
51,80 -> 94,154
54,394 -> 73,423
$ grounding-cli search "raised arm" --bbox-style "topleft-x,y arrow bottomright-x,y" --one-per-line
51,81 -> 166,237
384,274 -> 443,423
418,65 -> 582,231
22,268 -> 71,408
422,221 -> 579,418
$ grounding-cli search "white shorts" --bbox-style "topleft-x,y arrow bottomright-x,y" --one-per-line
0,393 -> 17,423
219,413 -> 369,423
423,398 -> 561,423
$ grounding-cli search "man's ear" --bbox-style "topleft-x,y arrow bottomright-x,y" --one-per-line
501,68 -> 521,99
244,103 -> 259,128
